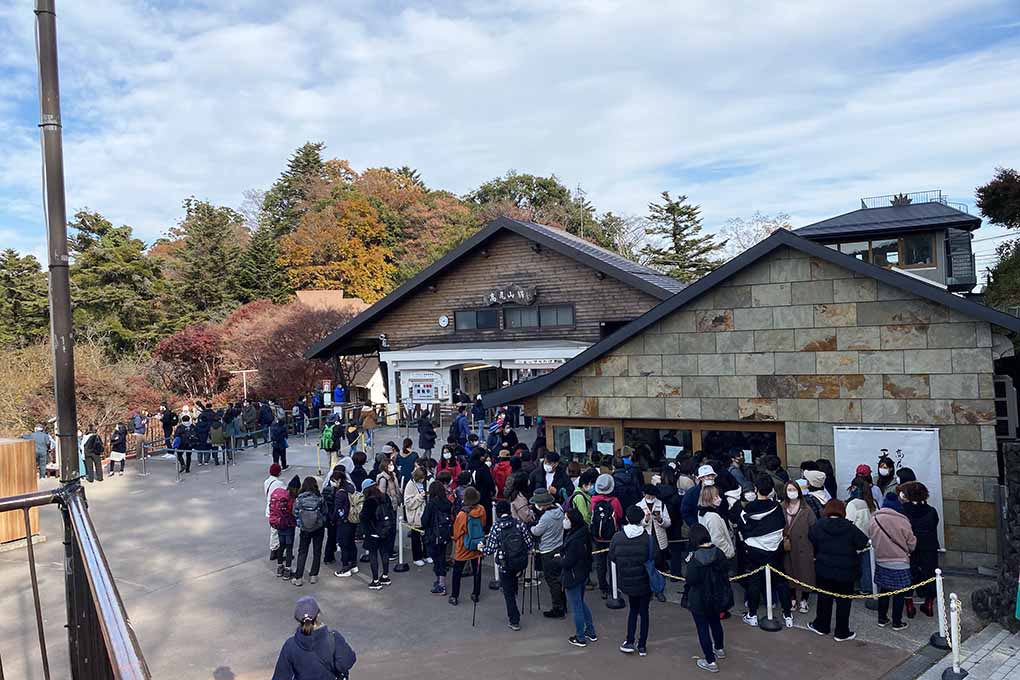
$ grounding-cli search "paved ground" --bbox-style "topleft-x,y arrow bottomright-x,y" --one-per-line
0,430 -> 993,679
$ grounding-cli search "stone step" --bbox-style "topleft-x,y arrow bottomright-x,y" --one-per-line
909,624 -> 1006,679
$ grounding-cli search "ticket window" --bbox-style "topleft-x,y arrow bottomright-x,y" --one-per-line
552,426 -> 615,465
701,430 -> 778,465
623,428 -> 693,470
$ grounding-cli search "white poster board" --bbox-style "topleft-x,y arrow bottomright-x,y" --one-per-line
596,441 -> 614,456
833,426 -> 945,547
664,445 -> 683,458
569,428 -> 587,454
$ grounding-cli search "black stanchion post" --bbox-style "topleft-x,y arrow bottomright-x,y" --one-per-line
394,524 -> 410,573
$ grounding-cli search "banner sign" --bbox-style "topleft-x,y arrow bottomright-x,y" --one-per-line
484,284 -> 537,306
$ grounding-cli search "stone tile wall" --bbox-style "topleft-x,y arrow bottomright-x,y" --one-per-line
537,246 -> 1001,567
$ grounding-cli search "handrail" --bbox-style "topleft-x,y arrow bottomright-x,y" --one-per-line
65,491 -> 150,679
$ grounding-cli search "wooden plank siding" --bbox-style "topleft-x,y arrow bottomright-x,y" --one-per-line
352,230 -> 664,351
0,439 -> 40,544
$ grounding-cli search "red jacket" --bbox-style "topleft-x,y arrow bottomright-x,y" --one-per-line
590,493 -> 624,543
438,460 -> 462,488
492,461 -> 512,499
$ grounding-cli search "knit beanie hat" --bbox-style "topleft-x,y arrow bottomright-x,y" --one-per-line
269,463 -> 282,476
804,470 -> 826,489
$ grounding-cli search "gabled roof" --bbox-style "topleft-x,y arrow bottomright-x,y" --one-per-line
794,201 -> 980,240
483,229 -> 1020,408
305,217 -> 684,359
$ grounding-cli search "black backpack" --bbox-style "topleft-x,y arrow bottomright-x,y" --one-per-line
448,419 -> 459,442
429,504 -> 453,544
496,520 -> 529,574
592,499 -> 617,543
375,497 -> 396,536
705,557 -> 735,612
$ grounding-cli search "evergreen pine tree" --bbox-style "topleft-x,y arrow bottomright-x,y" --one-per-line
262,142 -> 326,239
0,248 -> 49,347
236,221 -> 291,303
171,198 -> 244,323
640,191 -> 726,282
68,210 -> 165,353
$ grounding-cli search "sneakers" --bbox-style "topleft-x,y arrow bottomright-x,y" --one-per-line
877,618 -> 889,628
292,578 -> 303,587
431,583 -> 447,595
892,622 -> 909,631
619,641 -> 636,654
508,622 -> 521,631
426,557 -> 434,564
276,565 -> 285,578
543,609 -> 566,619
585,631 -> 598,643
806,621 -> 826,636
654,592 -> 667,603
334,569 -> 353,578
379,575 -> 392,586
388,554 -> 398,562
568,636 -> 587,648
368,580 -> 384,590
784,615 -> 794,628
697,659 -> 719,673
742,614 -> 758,627
309,575 -> 318,585
834,632 -> 857,642
638,647 -> 647,657
350,566 -> 359,575
413,560 -> 426,567
713,648 -> 726,659
448,596 -> 459,606
799,599 -> 810,613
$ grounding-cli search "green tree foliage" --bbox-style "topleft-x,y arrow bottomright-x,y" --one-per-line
168,198 -> 245,324
68,210 -> 165,353
976,167 -> 1020,229
0,249 -> 49,347
236,221 -> 291,303
984,240 -> 1020,311
640,191 -> 726,282
261,142 -> 327,239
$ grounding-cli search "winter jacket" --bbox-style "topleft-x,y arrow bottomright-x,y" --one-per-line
469,462 -> 497,512
132,413 -> 147,435
845,498 -> 874,535
658,484 -> 685,541
570,488 -> 593,525
635,497 -> 671,550
258,404 -> 275,427
421,495 -> 453,547
809,516 -> 869,583
681,482 -> 703,527
698,506 -> 735,559
612,468 -> 642,510
500,429 -> 519,450
403,479 -> 427,528
437,459 -> 462,487
608,525 -> 651,597
559,524 -> 593,589
453,414 -> 469,444
529,465 -> 574,502
738,499 -> 785,564
294,492 -> 325,533
453,504 -> 487,561
509,492 -> 535,525
783,502 -> 816,586
377,471 -> 401,510
242,405 -> 258,430
360,407 -> 378,431
350,465 -> 368,492
24,431 -> 53,458
417,420 -> 437,451
869,507 -> 917,567
271,624 -> 356,680
530,505 -> 565,554
471,402 -> 486,423
683,545 -> 732,615
360,495 -> 396,546
900,503 -> 940,554
110,426 -> 128,454
332,481 -> 355,523
270,421 -> 288,448
395,452 -> 418,487
481,515 -> 533,569
160,409 -> 178,431
492,461 -> 512,499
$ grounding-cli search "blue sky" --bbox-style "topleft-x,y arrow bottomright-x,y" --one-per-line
1,1 -> 1019,270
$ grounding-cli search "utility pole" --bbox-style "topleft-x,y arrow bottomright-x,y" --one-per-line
576,183 -> 587,240
35,0 -> 79,484
229,369 -> 259,400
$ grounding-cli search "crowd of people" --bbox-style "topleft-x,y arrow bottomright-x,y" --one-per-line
263,404 -> 944,673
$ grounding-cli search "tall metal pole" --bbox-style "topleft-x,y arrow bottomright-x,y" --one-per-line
35,0 -> 79,485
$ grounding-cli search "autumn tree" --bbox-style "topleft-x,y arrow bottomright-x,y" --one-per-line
68,210 -> 165,353
976,167 -> 1020,230
152,323 -> 228,397
262,142 -> 327,239
718,211 -> 792,259
640,191 -> 726,282
279,190 -> 395,303
0,249 -> 49,348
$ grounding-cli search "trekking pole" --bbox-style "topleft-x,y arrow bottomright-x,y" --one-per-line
759,565 -> 782,632
489,502 -> 500,591
394,524 -> 410,573
865,543 -> 879,611
607,561 -> 625,609
930,568 -> 950,650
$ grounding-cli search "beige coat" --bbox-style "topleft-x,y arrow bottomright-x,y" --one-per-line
403,479 -> 426,527
783,501 -> 816,586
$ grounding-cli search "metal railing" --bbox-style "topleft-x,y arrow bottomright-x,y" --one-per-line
0,485 -> 149,679
859,189 -> 969,212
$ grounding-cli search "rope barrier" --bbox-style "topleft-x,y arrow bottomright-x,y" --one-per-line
764,565 -> 936,600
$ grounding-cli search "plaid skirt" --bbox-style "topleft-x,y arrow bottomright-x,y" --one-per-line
875,565 -> 912,590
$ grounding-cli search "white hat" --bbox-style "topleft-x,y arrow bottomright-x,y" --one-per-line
697,464 -> 716,479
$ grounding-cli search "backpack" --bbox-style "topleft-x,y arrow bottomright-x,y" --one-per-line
463,512 -> 485,552
375,497 -> 396,536
705,557 -> 735,612
448,419 -> 459,442
347,491 -> 364,524
321,425 -> 335,452
298,495 -> 326,533
429,504 -> 453,544
592,499 -> 617,542
496,520 -> 529,574
268,489 -> 292,529
323,483 -> 337,520
570,489 -> 591,521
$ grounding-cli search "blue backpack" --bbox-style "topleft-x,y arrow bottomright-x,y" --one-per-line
463,512 -> 485,552
644,534 -> 666,595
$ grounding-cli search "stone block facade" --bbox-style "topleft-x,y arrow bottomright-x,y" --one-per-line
539,246 -> 1001,566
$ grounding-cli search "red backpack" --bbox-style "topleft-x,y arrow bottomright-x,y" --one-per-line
269,488 -> 294,529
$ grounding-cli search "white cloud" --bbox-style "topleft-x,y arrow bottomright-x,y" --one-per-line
0,0 -> 1018,269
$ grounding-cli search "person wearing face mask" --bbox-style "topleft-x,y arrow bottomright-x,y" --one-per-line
697,485 -> 736,562
530,489 -> 567,618
609,505 -> 655,656
570,469 -> 598,525
530,452 -> 574,506
636,484 -> 671,602
875,454 -> 897,498
655,467 -> 686,577
403,468 -> 429,567
559,507 -> 596,647
481,500 -> 533,631
869,491 -> 916,630
683,524 -> 733,674
611,457 -> 642,511
682,465 -> 720,528
899,481 -> 940,619
395,438 -> 418,489
376,454 -> 401,561
782,481 -> 816,615
469,449 -> 497,531
738,474 -> 792,628
437,446 -> 463,489
803,470 -> 831,516
492,449 -> 513,500
846,470 -> 879,595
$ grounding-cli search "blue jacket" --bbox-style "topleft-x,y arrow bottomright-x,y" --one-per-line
454,414 -> 469,443
332,386 -> 345,404
271,422 -> 289,448
681,483 -> 702,527
272,625 -> 356,680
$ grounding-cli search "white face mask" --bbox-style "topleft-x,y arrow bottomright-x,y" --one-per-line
484,461 -> 492,468
899,492 -> 908,503
443,453 -> 451,460
744,492 -> 757,502
543,463 -> 554,473
645,497 -> 657,505
703,478 -> 715,487
651,475 -> 662,485
786,490 -> 799,500
878,467 -> 891,477
562,518 -> 571,530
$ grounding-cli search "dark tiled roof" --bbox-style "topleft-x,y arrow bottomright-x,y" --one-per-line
794,202 -> 980,239
483,229 -> 1020,409
305,217 -> 681,359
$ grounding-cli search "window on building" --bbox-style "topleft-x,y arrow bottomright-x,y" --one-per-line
552,425 -> 616,464
623,428 -> 693,470
454,309 -> 500,330
504,306 -> 540,329
871,238 -> 899,267
840,241 -> 871,261
540,304 -> 574,328
901,233 -> 934,267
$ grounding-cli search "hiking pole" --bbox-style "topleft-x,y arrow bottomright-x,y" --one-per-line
489,502 -> 500,590
759,565 -> 783,632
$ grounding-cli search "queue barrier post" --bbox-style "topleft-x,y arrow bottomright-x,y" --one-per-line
942,593 -> 968,680
607,561 -> 625,609
489,502 -> 500,590
138,442 -> 150,477
393,525 -> 410,573
865,542 -> 879,611
930,568 -> 950,650
223,445 -> 231,486
758,565 -> 783,632
176,451 -> 184,483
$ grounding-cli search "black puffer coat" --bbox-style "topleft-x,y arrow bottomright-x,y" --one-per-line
608,528 -> 651,597
559,524 -> 593,589
808,516 -> 869,583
